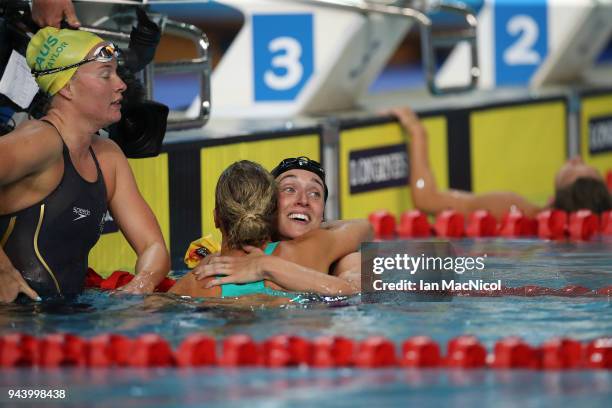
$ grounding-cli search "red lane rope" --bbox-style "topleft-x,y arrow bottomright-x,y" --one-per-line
85,269 -> 612,297
453,284 -> 612,297
370,209 -> 612,241
1,333 -> 610,369
85,208 -> 612,295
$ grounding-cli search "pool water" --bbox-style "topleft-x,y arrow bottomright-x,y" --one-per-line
0,238 -> 611,407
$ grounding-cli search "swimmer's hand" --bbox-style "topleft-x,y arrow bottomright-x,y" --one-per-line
32,0 -> 81,28
382,107 -> 426,137
194,246 -> 266,288
0,260 -> 40,303
116,276 -> 155,295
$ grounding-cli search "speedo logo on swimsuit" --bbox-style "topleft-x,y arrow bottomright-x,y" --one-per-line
73,207 -> 91,221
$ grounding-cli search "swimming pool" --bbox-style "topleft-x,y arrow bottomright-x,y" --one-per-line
1,238 -> 610,407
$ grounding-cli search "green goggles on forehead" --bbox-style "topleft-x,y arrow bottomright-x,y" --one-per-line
31,42 -> 119,78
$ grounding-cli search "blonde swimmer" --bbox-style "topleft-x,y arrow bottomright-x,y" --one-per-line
0,28 -> 169,302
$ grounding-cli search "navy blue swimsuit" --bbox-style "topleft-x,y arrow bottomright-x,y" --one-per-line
0,121 -> 107,299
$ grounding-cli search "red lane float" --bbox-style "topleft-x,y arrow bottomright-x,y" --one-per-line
311,336 -> 355,367
262,335 -> 312,367
596,286 -> 612,296
2,333 -> 610,370
88,333 -> 133,367
127,334 -> 174,367
369,210 -> 397,239
452,284 -> 609,298
601,210 -> 612,235
176,334 -> 216,367
370,208 -> 611,240
38,333 -> 88,367
401,336 -> 441,367
557,285 -> 592,296
585,338 -> 612,369
398,210 -> 431,238
354,336 -> 396,368
466,210 -> 497,238
219,334 -> 259,367
0,334 -> 37,367
568,210 -> 599,241
536,210 -> 568,240
434,210 -> 465,238
446,335 -> 487,368
492,337 -> 538,369
541,338 -> 583,369
498,211 -> 537,237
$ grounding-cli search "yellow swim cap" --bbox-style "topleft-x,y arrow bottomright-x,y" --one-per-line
26,27 -> 104,95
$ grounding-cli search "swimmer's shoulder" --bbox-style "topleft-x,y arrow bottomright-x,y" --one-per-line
91,136 -> 124,157
91,136 -> 130,177
0,119 -> 64,176
275,230 -> 334,270
10,119 -> 64,151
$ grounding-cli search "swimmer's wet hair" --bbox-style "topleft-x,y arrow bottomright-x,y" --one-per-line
215,160 -> 278,249
553,177 -> 612,214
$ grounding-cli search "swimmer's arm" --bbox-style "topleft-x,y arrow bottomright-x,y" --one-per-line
392,107 -> 541,219
454,191 -> 541,218
263,257 -> 359,296
278,219 -> 371,274
319,218 -> 373,262
392,107 -> 447,214
102,140 -> 170,293
320,219 -> 366,230
331,253 -> 361,292
199,253 -> 359,296
0,122 -> 62,186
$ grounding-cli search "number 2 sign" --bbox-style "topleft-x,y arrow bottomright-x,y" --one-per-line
494,0 -> 548,86
252,14 -> 314,101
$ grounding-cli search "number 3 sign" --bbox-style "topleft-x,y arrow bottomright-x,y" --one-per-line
253,14 -> 314,101
494,0 -> 548,85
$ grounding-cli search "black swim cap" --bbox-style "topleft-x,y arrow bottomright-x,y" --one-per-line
271,156 -> 328,202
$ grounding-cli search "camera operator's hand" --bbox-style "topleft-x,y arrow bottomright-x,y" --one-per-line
0,249 -> 40,303
32,0 -> 80,28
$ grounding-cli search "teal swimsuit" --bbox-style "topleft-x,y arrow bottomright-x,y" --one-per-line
221,242 -> 290,298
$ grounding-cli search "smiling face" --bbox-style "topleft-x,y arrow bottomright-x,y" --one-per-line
554,156 -> 602,189
276,169 -> 325,240
67,43 -> 126,127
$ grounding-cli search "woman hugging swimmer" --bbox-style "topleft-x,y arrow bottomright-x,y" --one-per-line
169,160 -> 370,299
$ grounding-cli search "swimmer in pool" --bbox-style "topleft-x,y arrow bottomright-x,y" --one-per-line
0,28 -> 170,302
190,157 -> 363,296
392,106 -> 611,219
169,160 -> 371,298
